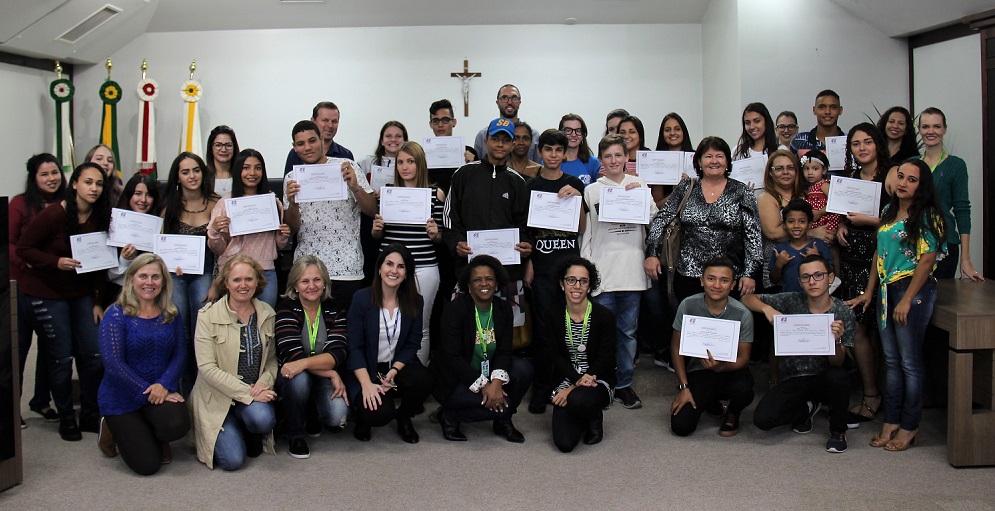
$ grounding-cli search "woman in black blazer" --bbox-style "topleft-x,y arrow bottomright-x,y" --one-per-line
545,257 -> 617,453
432,255 -> 534,442
346,244 -> 434,443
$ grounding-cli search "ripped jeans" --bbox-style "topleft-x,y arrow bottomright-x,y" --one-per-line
20,294 -> 103,422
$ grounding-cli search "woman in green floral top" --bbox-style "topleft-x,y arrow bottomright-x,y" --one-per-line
849,159 -> 945,452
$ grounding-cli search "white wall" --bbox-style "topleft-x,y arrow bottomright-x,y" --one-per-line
0,62 -> 57,199
737,0 -> 908,142
70,24 -> 703,179
701,0 -> 741,143
913,34 -> 985,274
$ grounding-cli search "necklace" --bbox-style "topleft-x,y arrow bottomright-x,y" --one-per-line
183,198 -> 208,214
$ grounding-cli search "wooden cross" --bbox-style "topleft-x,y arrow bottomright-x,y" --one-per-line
451,59 -> 481,117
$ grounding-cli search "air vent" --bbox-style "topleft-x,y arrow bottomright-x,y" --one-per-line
57,4 -> 121,44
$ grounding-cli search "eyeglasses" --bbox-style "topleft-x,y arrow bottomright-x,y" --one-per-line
773,165 -> 796,172
775,124 -> 798,131
497,95 -> 521,103
799,271 -> 828,283
430,117 -> 453,125
563,277 -> 590,286
213,142 -> 234,150
562,128 -> 584,136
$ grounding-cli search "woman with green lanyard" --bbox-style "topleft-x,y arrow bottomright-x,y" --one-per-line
433,255 -> 534,442
274,255 -> 349,459
545,257 -> 617,453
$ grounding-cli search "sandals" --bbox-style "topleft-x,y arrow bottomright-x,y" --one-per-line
884,430 -> 919,452
870,426 -> 897,448
847,394 -> 880,428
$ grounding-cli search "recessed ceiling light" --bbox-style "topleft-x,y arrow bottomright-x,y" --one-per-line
564,18 -> 577,25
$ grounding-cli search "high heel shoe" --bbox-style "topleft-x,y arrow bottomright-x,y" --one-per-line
884,430 -> 919,452
869,428 -> 897,448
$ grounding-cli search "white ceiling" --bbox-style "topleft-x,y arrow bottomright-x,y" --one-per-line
829,0 -> 995,37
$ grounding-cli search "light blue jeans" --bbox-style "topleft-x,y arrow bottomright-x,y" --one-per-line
879,277 -> 937,431
592,291 -> 640,388
213,401 -> 276,471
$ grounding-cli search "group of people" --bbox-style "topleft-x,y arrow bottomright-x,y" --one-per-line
10,83 -> 979,475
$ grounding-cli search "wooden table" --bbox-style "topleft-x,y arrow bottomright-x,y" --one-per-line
932,279 -> 995,467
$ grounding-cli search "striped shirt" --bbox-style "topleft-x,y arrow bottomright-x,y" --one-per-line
555,319 -> 590,391
380,186 -> 445,268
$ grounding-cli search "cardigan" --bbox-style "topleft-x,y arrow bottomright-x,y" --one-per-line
274,297 -> 348,368
16,202 -> 104,301
344,287 -> 423,400
432,294 -> 514,400
544,300 -> 618,388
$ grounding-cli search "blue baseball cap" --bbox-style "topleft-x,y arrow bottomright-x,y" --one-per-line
487,118 -> 516,139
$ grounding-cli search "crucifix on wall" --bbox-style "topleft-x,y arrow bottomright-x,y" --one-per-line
451,58 -> 481,117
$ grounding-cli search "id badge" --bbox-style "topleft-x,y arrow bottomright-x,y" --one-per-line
480,359 -> 490,378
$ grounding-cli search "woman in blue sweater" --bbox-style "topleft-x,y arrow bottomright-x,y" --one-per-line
97,254 -> 189,475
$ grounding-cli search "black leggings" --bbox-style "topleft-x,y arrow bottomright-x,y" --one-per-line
352,362 -> 434,428
671,369 -> 755,436
104,401 -> 190,476
551,384 -> 611,453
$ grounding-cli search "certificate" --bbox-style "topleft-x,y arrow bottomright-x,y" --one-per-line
226,193 -> 280,236
825,136 -> 847,170
598,186 -> 651,224
678,315 -> 740,363
467,228 -> 520,265
636,151 -> 682,185
825,176 -> 882,217
682,152 -> 696,176
379,186 -> 432,225
107,208 -> 163,252
70,232 -> 118,273
154,234 -> 206,275
422,136 -> 465,168
773,314 -> 835,356
293,163 -> 347,203
730,155 -> 766,189
527,191 -> 581,232
369,165 -> 395,192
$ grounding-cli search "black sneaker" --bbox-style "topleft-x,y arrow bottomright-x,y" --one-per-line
653,353 -> 676,373
718,412 -> 740,437
32,407 -> 60,422
792,401 -> 821,434
288,437 -> 310,459
826,431 -> 848,453
245,434 -> 264,458
614,387 -> 642,409
59,419 -> 82,441
79,415 -> 100,434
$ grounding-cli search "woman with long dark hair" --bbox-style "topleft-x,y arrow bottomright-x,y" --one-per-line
84,144 -> 124,206
205,125 -> 240,196
734,102 -> 778,161
876,107 -> 918,163
655,112 -> 695,152
358,121 -> 409,285
16,162 -> 111,439
10,153 -> 65,427
345,244 -> 434,443
106,173 -> 161,307
849,159 -> 945,451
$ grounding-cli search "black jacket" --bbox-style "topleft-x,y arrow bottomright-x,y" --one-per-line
344,287 -> 424,400
543,300 -> 617,388
432,294 -> 514,400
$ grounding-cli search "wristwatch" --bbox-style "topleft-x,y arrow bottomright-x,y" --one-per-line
676,383 -> 689,391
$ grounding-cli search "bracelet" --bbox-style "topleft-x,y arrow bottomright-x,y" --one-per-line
389,366 -> 400,374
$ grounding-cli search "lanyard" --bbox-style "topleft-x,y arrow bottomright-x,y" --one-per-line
565,302 -> 591,365
306,305 -> 321,355
474,304 -> 494,360
382,307 -> 399,349
928,150 -> 946,172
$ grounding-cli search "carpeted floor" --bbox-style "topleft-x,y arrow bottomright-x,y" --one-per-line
4,355 -> 995,510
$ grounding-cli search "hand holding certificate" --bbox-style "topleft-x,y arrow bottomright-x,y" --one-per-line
527,191 -> 581,232
467,228 -> 520,265
636,151 -> 682,185
825,136 -> 847,170
730,155 -> 766,189
107,208 -> 163,252
293,162 -> 348,202
70,232 -> 119,273
773,314 -> 835,356
678,315 -> 741,363
226,193 -> 281,236
379,187 -> 432,225
598,186 -> 651,224
154,234 -> 206,275
825,176 -> 882,217
422,136 -> 465,169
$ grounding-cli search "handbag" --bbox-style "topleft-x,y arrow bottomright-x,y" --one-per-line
660,183 -> 694,273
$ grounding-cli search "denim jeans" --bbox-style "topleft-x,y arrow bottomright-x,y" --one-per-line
17,291 -> 52,412
21,294 -> 102,421
171,271 -> 213,395
879,277 -> 937,431
278,371 -> 348,439
259,269 -> 279,310
592,291 -> 640,388
213,401 -> 276,471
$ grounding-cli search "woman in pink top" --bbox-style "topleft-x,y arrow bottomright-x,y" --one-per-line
208,149 -> 291,307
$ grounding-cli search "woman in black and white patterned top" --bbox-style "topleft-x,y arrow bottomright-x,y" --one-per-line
371,141 -> 446,365
544,257 -> 617,453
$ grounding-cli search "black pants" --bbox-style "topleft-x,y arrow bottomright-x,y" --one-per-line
440,357 -> 534,424
104,401 -> 190,476
671,368 -> 755,436
352,362 -> 434,428
639,275 -> 674,355
330,279 -> 364,314
552,384 -> 611,452
527,276 -> 559,405
753,367 -> 850,434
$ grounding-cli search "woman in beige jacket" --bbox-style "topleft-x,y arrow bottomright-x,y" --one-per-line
190,254 -> 278,470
